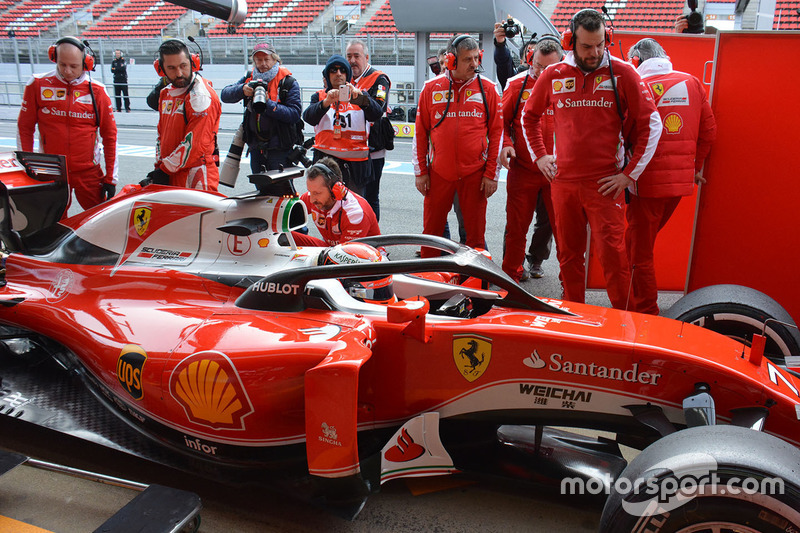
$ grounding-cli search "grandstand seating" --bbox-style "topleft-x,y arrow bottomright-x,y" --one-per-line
208,0 -> 332,37
358,0 -> 410,37
552,0 -> 684,34
1,0 -> 92,38
83,0 -> 188,38
774,0 -> 800,29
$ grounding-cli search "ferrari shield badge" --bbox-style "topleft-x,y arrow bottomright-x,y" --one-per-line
453,334 -> 492,382
134,206 -> 151,236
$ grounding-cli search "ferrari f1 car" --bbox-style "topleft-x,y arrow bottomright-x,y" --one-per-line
0,150 -> 799,530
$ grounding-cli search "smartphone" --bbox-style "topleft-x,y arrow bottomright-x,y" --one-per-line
339,84 -> 350,102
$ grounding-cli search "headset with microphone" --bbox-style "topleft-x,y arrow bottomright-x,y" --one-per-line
443,34 -> 483,71
560,8 -> 614,50
48,37 -> 100,127
153,38 -> 202,77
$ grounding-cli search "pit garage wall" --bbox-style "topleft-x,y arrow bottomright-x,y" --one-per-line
686,31 -> 800,322
587,31 -> 800,324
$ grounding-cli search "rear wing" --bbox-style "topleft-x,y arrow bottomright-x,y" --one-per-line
0,151 -> 69,252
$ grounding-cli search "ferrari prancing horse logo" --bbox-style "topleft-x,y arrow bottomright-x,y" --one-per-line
134,206 -> 151,236
453,335 -> 492,382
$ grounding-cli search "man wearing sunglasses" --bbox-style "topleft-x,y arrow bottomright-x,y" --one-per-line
303,55 -> 385,196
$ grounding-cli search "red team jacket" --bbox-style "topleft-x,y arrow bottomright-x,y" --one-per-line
522,53 -> 662,183
633,58 -> 717,198
18,70 -> 118,183
156,74 -> 221,190
502,70 -> 554,172
300,189 -> 380,245
413,72 -> 503,181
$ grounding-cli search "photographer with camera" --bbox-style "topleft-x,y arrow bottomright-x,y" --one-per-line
303,55 -> 382,197
493,17 -> 527,89
674,0 -> 706,33
220,42 -> 302,178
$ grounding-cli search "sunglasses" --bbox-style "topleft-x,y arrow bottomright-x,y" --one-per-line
329,66 -> 347,74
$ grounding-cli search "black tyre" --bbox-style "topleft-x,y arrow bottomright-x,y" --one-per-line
599,425 -> 800,533
663,284 -> 800,362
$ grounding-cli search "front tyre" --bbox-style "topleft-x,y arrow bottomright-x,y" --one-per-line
599,425 -> 800,533
663,284 -> 800,362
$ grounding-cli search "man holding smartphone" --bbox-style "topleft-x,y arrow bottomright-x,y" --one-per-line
303,54 -> 384,196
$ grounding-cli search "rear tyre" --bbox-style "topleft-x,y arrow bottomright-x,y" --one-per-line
663,284 -> 800,362
599,425 -> 800,533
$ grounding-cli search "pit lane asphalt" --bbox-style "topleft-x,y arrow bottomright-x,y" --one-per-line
0,107 -> 675,531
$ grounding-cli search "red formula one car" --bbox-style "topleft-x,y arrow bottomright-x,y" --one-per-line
0,151 -> 799,530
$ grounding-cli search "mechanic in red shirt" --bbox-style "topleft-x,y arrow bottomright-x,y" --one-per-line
625,38 -> 717,314
149,39 -> 221,191
499,36 -> 563,283
294,156 -> 380,247
413,35 -> 503,258
521,9 -> 662,308
17,36 -> 118,211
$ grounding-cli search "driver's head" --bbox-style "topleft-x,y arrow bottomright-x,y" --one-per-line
318,242 -> 396,305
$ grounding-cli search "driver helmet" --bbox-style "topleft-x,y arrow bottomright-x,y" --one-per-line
318,242 -> 396,305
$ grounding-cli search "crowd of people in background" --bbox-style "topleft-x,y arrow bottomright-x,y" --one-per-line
16,8 -> 716,313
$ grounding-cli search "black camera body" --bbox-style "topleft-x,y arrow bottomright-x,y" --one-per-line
683,10 -> 705,33
248,79 -> 269,114
502,17 -> 521,38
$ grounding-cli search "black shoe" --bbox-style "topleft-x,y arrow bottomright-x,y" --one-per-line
529,262 -> 544,279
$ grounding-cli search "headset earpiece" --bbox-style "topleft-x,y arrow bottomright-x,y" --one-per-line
561,9 -> 613,49
310,162 -> 346,201
631,55 -> 641,68
48,36 -> 94,72
332,181 -> 346,201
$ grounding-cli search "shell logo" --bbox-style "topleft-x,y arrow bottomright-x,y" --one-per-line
258,238 -> 270,247
433,93 -> 443,102
664,112 -> 683,134
169,351 -> 254,430
553,80 -> 563,92
522,90 -> 531,100
42,88 -> 54,99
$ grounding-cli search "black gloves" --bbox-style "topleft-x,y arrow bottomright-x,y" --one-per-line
101,182 -> 116,201
140,168 -> 170,187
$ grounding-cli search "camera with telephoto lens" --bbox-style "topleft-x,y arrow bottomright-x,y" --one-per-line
502,17 -> 521,38
248,79 -> 269,114
219,123 -> 245,188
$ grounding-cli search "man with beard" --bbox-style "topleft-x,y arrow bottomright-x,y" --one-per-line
522,9 -> 662,308
148,39 -> 221,191
346,39 -> 392,221
293,156 -> 380,247
413,35 -> 502,258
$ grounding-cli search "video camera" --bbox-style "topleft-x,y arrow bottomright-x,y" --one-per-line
248,79 -> 269,113
502,17 -> 521,38
683,0 -> 705,33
